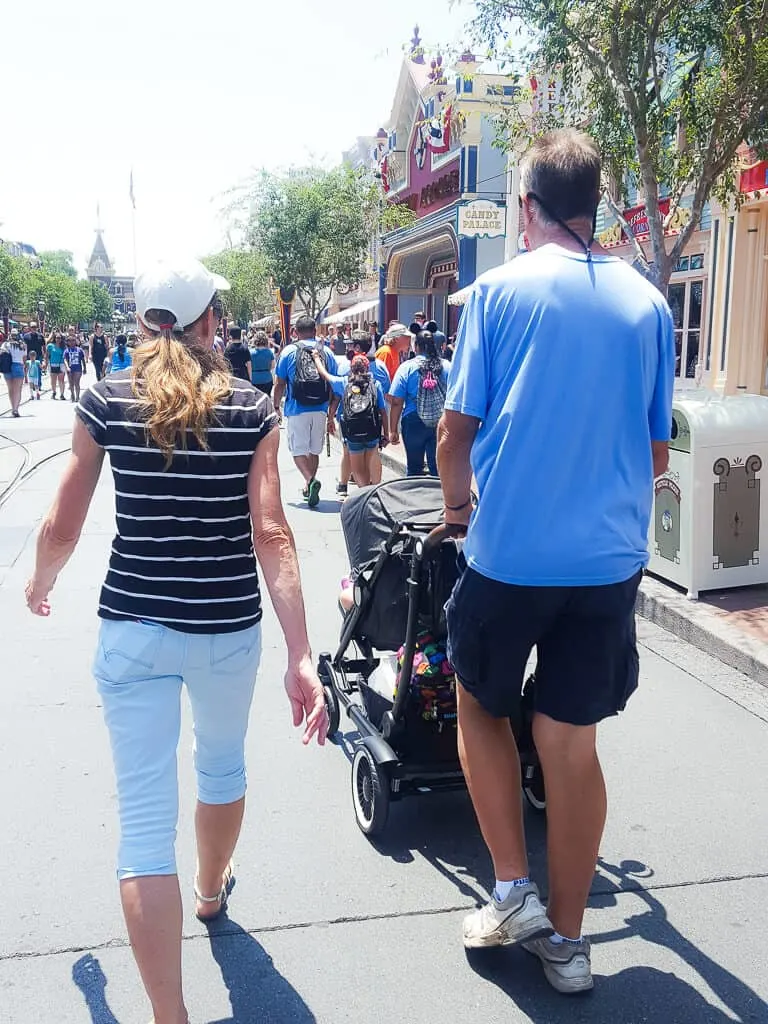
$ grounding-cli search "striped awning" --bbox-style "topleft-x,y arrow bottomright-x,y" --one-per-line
323,298 -> 378,325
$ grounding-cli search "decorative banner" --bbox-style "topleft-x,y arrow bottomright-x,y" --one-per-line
278,285 -> 296,348
427,104 -> 452,154
458,200 -> 507,238
598,197 -> 692,249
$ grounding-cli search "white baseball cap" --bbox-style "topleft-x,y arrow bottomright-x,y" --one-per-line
134,257 -> 230,332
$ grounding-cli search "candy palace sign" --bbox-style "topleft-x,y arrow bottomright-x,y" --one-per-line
458,200 -> 506,238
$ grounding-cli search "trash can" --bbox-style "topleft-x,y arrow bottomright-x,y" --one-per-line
648,390 -> 768,598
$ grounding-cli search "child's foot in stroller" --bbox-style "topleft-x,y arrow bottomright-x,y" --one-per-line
308,477 -> 321,508
463,883 -> 553,948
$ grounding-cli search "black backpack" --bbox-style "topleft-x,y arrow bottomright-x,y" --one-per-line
292,343 -> 329,406
341,377 -> 380,444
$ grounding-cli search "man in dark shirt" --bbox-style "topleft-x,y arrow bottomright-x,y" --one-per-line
23,323 -> 44,361
90,323 -> 109,381
224,326 -> 252,382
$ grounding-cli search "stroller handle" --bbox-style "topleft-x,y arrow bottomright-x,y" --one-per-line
422,522 -> 467,558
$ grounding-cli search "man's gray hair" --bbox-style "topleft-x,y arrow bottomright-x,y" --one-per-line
520,129 -> 601,225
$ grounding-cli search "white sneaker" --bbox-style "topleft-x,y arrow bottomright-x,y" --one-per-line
463,883 -> 553,948
522,935 -> 593,994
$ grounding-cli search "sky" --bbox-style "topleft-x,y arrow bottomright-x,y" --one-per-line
1,0 -> 472,278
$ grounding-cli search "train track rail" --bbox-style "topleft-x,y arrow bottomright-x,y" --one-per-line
0,382 -> 71,509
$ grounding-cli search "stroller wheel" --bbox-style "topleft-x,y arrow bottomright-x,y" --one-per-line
324,684 -> 341,739
522,763 -> 547,812
351,747 -> 390,837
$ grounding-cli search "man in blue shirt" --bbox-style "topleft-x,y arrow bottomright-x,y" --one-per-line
438,129 -> 675,993
274,315 -> 338,507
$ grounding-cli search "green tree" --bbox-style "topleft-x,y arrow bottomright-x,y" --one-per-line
38,249 -> 78,279
86,281 -> 115,324
244,166 -> 378,318
472,0 -> 768,289
203,249 -> 271,325
0,248 -> 29,316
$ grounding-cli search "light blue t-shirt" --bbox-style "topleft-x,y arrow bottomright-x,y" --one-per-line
327,373 -> 387,411
334,357 -> 390,424
275,341 -> 338,416
391,356 -> 451,419
338,356 -> 391,394
446,244 -> 675,587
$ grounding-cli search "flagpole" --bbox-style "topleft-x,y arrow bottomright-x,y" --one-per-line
129,169 -> 137,276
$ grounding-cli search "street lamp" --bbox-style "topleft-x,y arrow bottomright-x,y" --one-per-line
37,300 -> 46,336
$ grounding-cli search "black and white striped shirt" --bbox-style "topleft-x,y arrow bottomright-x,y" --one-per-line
77,370 -> 278,634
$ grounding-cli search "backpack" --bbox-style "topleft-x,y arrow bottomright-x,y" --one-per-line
416,361 -> 446,428
292,343 -> 329,406
341,377 -> 380,444
0,349 -> 11,375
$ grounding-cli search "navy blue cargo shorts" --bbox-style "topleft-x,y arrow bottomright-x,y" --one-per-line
446,564 -> 641,726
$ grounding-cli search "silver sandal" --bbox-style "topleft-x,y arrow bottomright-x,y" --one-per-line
194,862 -> 233,923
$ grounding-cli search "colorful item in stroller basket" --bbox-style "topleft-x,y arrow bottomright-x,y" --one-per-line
395,631 -> 457,727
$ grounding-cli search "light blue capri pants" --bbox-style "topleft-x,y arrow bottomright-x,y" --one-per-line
93,618 -> 262,880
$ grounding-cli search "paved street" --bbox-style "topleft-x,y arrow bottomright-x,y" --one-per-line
1,392 -> 767,1023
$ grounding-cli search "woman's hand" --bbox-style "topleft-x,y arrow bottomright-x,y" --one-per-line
25,575 -> 54,616
390,430 -> 400,446
284,654 -> 328,746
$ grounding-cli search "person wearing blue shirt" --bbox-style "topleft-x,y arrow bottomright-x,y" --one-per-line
109,335 -> 132,373
389,332 -> 450,477
334,331 -> 391,495
438,130 -> 675,993
312,348 -> 388,488
273,315 -> 338,507
250,331 -> 275,395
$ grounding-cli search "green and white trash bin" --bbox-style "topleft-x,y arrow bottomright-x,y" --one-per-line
648,390 -> 768,599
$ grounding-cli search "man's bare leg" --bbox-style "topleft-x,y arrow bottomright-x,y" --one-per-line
457,685 -> 528,880
532,714 -> 606,939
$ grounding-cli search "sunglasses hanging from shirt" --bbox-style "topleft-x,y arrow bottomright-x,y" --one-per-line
520,192 -> 597,261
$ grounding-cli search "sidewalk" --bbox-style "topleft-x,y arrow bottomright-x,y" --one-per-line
379,440 -> 768,688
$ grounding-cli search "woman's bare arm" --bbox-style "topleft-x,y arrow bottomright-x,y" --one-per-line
26,419 -> 105,614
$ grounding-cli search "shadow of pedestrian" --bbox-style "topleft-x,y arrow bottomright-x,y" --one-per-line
465,857 -> 765,1023
205,917 -> 316,1023
72,954 -> 120,1024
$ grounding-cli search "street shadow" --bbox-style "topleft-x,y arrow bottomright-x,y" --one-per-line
205,917 -> 316,1023
328,723 -> 547,908
72,954 -> 120,1024
465,857 -> 765,1023
286,499 -> 343,515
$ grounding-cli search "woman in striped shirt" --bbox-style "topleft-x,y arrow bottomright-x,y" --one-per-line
25,257 -> 327,1024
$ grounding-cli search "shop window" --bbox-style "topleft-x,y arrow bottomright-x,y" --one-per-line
676,257 -> 690,272
674,253 -> 704,273
690,253 -> 705,271
668,279 -> 704,380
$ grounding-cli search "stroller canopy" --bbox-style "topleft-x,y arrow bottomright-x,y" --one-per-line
341,478 -> 445,569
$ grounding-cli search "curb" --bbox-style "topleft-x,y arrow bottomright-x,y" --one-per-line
636,576 -> 768,689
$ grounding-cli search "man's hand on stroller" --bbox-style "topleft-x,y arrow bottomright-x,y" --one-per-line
285,654 -> 328,746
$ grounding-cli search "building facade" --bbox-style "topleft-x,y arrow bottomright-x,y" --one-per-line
368,34 -> 514,334
85,229 -> 136,327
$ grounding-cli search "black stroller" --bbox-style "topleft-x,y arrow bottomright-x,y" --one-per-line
318,477 -> 545,837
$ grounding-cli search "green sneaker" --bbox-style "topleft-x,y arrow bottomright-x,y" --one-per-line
308,478 -> 321,508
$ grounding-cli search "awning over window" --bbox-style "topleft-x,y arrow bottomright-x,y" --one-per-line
448,285 -> 473,306
322,298 -> 379,325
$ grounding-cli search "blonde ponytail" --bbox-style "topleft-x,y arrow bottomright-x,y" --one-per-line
131,324 -> 231,466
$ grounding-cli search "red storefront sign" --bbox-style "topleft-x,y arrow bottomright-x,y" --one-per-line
740,160 -> 768,196
621,198 -> 671,243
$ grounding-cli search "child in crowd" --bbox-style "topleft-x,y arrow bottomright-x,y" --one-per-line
26,351 -> 42,400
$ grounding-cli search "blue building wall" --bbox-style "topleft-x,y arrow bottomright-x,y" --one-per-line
477,118 -> 507,201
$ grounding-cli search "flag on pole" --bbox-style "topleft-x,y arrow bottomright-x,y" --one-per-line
129,169 -> 136,209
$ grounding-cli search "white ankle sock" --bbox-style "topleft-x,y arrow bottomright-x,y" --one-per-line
550,932 -> 583,945
493,876 -> 530,902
